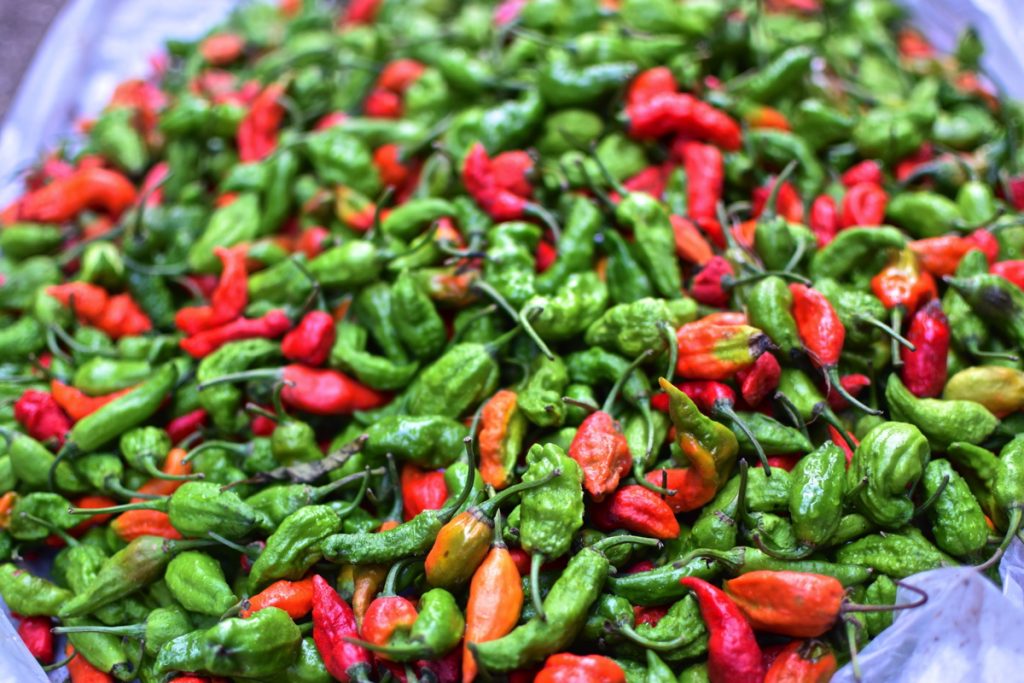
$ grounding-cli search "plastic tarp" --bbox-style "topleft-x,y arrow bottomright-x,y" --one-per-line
1,1 -> 1024,681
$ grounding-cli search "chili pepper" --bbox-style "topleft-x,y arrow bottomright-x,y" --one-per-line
943,366 -> 1024,417
690,256 -> 734,308
0,427 -> 85,492
535,653 -> 625,683
180,309 -> 292,358
624,92 -> 742,151
17,615 -> 54,663
330,321 -> 421,391
17,166 -> 137,223
47,282 -> 152,339
462,143 -> 557,229
175,245 -> 249,335
809,226 -> 907,285
659,378 -> 738,495
835,527 -> 952,577
808,195 -> 840,247
165,550 -> 237,616
736,352 -> 781,407
354,584 -> 464,662
840,182 -> 888,228
680,577 -> 764,683
0,564 -> 73,616
910,234 -> 977,277
477,389 -> 526,489
310,574 -> 372,682
885,373 -> 998,450
166,408 -> 207,444
899,300 -> 949,398
237,83 -> 285,163
946,272 -> 1024,349
675,316 -> 772,380
847,421 -> 931,529
518,355 -> 570,428
280,311 -> 336,367
14,388 -> 70,446
789,283 -> 878,414
198,364 -> 386,415
745,275 -> 802,362
591,485 -> 679,539
110,509 -> 180,541
400,464 -> 448,521
922,458 -> 988,557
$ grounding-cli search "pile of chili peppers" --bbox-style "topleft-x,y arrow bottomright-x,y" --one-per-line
2,0 -> 1024,681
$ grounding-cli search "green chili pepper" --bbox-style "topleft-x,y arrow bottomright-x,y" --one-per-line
809,227 -> 906,284
188,193 -> 260,273
0,563 -> 73,616
922,458 -> 988,557
615,194 -> 682,299
165,551 -> 237,616
835,527 -> 953,578
885,374 -> 998,450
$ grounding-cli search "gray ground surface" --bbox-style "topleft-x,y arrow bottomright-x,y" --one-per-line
0,1 -> 65,120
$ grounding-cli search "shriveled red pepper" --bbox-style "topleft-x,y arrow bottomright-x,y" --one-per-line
175,245 -> 249,335
809,195 -> 840,247
50,381 -> 135,422
670,214 -> 714,265
789,283 -> 875,414
17,615 -> 54,663
166,408 -> 207,444
462,144 -> 555,229
627,67 -> 677,107
676,316 -> 771,380
735,352 -> 781,407
14,389 -> 71,447
490,150 -> 535,199
590,484 -> 680,539
17,166 -> 137,223
569,410 -> 632,502
401,464 -> 448,521
723,570 -> 846,637
312,574 -> 373,682
900,300 -> 949,398
282,310 -> 336,366
241,576 -> 315,619
478,389 -> 522,490
625,92 -> 742,151
237,83 -> 285,163
198,364 -> 387,415
680,577 -> 765,683
841,160 -> 884,187
680,140 -> 725,230
180,309 -> 292,358
535,653 -> 626,683
47,282 -> 152,338
840,182 -> 888,228
342,0 -> 383,25
689,256 -> 734,307
764,639 -> 838,683
991,260 -> 1024,291
870,248 -> 937,314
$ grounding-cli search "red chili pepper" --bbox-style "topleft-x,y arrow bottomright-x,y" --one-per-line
65,642 -> 113,683
679,140 -> 725,222
590,484 -> 680,539
376,59 -> 426,94
17,166 -> 137,223
97,293 -> 153,338
175,244 -> 249,335
361,594 -> 420,661
494,0 -> 527,25
809,195 -> 840,247
735,352 -> 782,407
675,317 -> 771,380
462,143 -> 547,223
764,639 -> 839,683
180,309 -> 292,358
909,234 -> 975,277
237,83 -> 285,163
13,389 -> 71,447
840,182 -> 888,228
312,574 -> 373,681
374,144 -> 416,188
68,494 -> 117,535
841,160 -> 884,187
898,27 -> 935,59
242,576 -> 315,619
826,374 -> 871,412
625,92 -> 742,151
535,240 -> 557,273
200,33 -> 245,66
991,260 -> 1024,291
762,454 -> 802,471
46,281 -> 108,321
17,615 -> 54,663
828,424 -> 857,465
633,605 -> 670,627
670,214 -> 714,265
50,381 -> 135,422
364,88 -> 402,119
627,67 -> 677,107
644,467 -> 717,512
611,165 -> 669,204
900,300 -> 950,398
490,150 -> 534,199
166,409 -> 208,444
569,411 -> 633,501
894,143 -> 933,183
966,228 -> 999,263
753,179 -> 803,224
743,105 -> 790,131
535,653 -> 625,683
680,577 -> 765,683
140,162 -> 169,206
341,0 -> 383,25
401,464 -> 448,521
870,249 -> 937,314
282,311 -> 337,367
111,509 -> 182,541
689,256 -> 734,307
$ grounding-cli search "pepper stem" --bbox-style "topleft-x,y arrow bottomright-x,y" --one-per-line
843,580 -> 929,613
42,650 -> 77,673
751,532 -> 814,560
813,404 -> 860,452
196,367 -> 282,391
342,636 -> 429,660
633,407 -> 675,496
51,624 -> 145,637
773,391 -> 810,440
589,535 -> 661,553
657,321 -> 677,383
613,622 -> 695,651
858,314 -> 916,351
106,477 -> 162,501
603,349 -> 653,414
967,343 -> 1019,362
208,531 -> 260,557
530,552 -> 546,622
523,203 -> 562,244
332,467 -> 373,518
716,402 -> 771,476
825,367 -> 881,415
438,438 -> 476,522
141,458 -> 203,482
69,498 -> 164,515
517,305 -> 557,361
383,556 -> 419,596
17,512 -> 78,547
889,307 -> 904,369
478,469 -> 561,518
912,475 -> 950,517
975,505 -> 1023,572
313,467 -> 383,503
184,440 -> 250,464
760,160 -> 799,221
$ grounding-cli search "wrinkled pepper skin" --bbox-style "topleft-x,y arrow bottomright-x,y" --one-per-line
847,422 -> 930,529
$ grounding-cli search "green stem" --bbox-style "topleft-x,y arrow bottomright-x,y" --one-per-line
614,622 -> 694,651
603,349 -> 653,414
196,367 -> 282,391
826,367 -> 881,415
517,305 -> 556,361
716,402 -> 771,476
142,458 -> 204,482
858,314 -> 916,351
438,438 -> 476,522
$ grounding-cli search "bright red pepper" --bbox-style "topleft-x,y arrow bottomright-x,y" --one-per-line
535,240 -> 557,273
900,300 -> 950,398
809,195 -> 840,247
535,653 -> 625,683
166,409 -> 208,444
364,88 -> 402,119
47,282 -> 152,338
490,150 -> 534,199
282,311 -> 336,366
376,59 -> 426,94
840,182 -> 888,228
841,160 -> 884,187
627,67 -> 677,107
341,0 -> 383,25
401,464 -> 449,521
17,166 -> 137,223
870,249 -> 937,314
569,411 -> 633,501
374,144 -> 416,188
14,389 -> 71,447
644,467 -> 717,512
991,260 -> 1024,291
200,33 -> 245,66
65,641 -> 113,683
361,594 -> 420,661
735,352 -> 782,407
590,484 -> 680,539
966,228 -> 999,263
689,256 -> 734,308
909,234 -> 975,277
312,574 -> 373,681
753,179 -> 803,224
242,576 -> 315,619
17,615 -> 54,663
175,244 -> 249,335
680,577 -> 765,683
462,143 -> 550,224
237,83 -> 285,163
625,92 -> 742,151
670,214 -> 714,265
680,140 -> 725,227
180,309 -> 292,358
764,639 -> 839,683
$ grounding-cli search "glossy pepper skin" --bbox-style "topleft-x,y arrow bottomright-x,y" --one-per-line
885,373 -> 998,450
155,606 -> 301,677
922,458 -> 988,557
847,422 -> 930,529
723,570 -> 845,637
519,443 -> 585,561
680,577 -> 764,683
900,300 -> 950,397
311,574 -> 372,682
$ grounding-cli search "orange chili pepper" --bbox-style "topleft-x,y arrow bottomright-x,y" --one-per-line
675,317 -> 772,380
18,166 -> 136,223
0,491 -> 18,528
870,248 -> 937,314
723,570 -> 846,637
110,509 -> 181,541
764,639 -> 838,683
670,215 -> 714,265
50,381 -> 135,422
909,234 -> 975,277
241,576 -> 315,619
68,495 -> 118,535
644,468 -> 717,512
535,653 -> 626,683
133,447 -> 192,500
463,528 -> 523,683
478,389 -> 521,489
65,643 -> 114,683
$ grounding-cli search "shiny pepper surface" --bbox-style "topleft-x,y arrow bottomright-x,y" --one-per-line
847,422 -> 930,529
518,355 -> 570,428
681,577 -> 764,683
249,505 -> 338,589
789,443 -> 845,549
403,342 -> 500,418
615,194 -> 682,298
675,317 -> 771,380
723,571 -> 845,637
520,444 -> 584,559
478,390 -> 527,489
535,653 -> 626,683
764,639 -> 838,683
900,300 -> 950,398
886,374 -> 998,450
165,551 -> 236,616
922,458 -> 988,556
155,606 -> 301,677
660,378 -> 737,492
569,411 -> 632,501
585,297 -> 697,359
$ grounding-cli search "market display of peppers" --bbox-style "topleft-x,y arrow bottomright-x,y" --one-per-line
3,0 -> 1024,681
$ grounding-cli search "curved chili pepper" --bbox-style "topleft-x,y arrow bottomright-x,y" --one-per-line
180,310 -> 292,358
736,352 -> 782,407
991,260 -> 1024,291
241,576 -> 315,619
680,577 -> 765,683
175,245 -> 249,335
909,234 -> 975,277
237,83 -> 285,163
689,256 -> 735,307
569,409 -> 632,502
723,570 -> 846,637
590,484 -> 679,539
14,389 -> 70,447
870,248 -> 937,314
281,311 -> 336,366
312,574 -> 373,682
18,166 -> 137,222
50,381 -> 135,422
899,300 -> 949,398
670,214 -> 714,265
478,389 -> 526,489
676,316 -> 772,380
625,93 -> 742,151
809,195 -> 840,247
